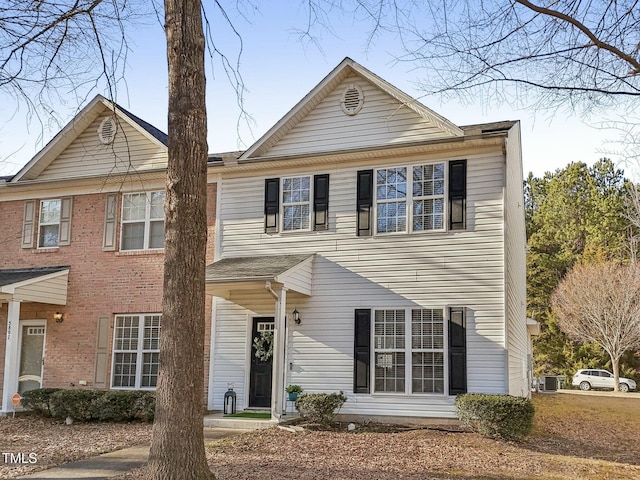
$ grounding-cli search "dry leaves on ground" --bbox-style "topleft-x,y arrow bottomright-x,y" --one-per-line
0,414 -> 151,479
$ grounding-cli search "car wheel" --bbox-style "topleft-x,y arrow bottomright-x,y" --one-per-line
620,383 -> 629,393
580,381 -> 591,391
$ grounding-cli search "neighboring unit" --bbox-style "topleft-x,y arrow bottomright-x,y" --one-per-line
0,97 -> 221,414
1,57 -> 536,422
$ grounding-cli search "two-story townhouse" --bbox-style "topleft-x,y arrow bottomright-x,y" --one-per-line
204,58 -> 538,420
0,96 -> 220,414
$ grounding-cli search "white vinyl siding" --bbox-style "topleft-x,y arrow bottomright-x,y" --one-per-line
503,122 -> 529,397
112,314 -> 161,389
213,148 -> 508,417
121,191 -> 164,250
36,113 -> 167,181
38,199 -> 61,247
263,75 -> 460,158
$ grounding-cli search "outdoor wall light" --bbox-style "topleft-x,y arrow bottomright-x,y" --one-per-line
53,312 -> 64,323
292,308 -> 301,325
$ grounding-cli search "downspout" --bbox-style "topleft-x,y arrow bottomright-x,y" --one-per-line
265,281 -> 278,299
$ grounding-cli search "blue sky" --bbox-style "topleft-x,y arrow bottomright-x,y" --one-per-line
0,3 -> 625,178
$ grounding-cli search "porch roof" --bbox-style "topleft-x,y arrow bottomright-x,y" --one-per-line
0,266 -> 70,305
205,254 -> 314,297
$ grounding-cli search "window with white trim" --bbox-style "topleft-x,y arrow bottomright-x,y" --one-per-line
375,162 -> 445,234
373,308 -> 445,394
412,163 -> 445,231
282,176 -> 311,231
411,309 -> 445,393
121,192 -> 164,250
374,309 -> 406,392
38,199 -> 61,247
376,168 -> 407,233
112,314 -> 161,389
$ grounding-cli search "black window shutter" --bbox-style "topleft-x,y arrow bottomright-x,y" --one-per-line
449,307 -> 467,395
449,160 -> 467,230
354,309 -> 371,393
357,170 -> 373,236
264,178 -> 280,233
313,174 -> 329,231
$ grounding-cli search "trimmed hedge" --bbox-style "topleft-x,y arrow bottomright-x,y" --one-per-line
20,388 -> 62,417
295,391 -> 347,425
20,388 -> 155,422
455,393 -> 534,441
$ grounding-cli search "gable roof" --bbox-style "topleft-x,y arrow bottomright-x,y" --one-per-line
240,57 -> 464,160
10,95 -> 168,182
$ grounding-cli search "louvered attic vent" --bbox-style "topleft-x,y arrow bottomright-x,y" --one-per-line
98,116 -> 117,144
341,84 -> 364,115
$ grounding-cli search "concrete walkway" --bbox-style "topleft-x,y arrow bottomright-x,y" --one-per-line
17,428 -> 248,480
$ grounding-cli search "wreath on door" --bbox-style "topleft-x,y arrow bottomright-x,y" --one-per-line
253,331 -> 274,361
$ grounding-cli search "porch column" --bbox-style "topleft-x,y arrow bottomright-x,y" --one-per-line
2,300 -> 21,414
270,287 -> 287,420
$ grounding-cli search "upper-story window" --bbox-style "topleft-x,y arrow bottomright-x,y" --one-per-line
357,160 -> 465,237
412,163 -> 445,231
375,163 -> 444,234
282,176 -> 311,231
264,174 -> 329,233
376,167 -> 408,233
20,197 -> 72,249
121,192 -> 164,250
38,199 -> 61,247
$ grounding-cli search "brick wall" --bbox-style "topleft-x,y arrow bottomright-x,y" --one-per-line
0,183 -> 217,407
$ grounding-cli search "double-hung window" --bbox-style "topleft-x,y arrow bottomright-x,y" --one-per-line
265,174 -> 329,233
121,191 -> 164,250
412,163 -> 445,231
38,199 -> 61,247
373,308 -> 445,394
358,160 -> 465,236
376,168 -> 407,233
112,314 -> 161,389
282,176 -> 311,231
411,309 -> 445,393
374,309 -> 406,392
375,163 -> 445,234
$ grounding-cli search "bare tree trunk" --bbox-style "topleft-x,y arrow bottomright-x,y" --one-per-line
611,356 -> 620,392
147,0 -> 213,478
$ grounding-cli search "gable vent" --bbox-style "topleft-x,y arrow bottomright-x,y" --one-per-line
98,116 -> 117,144
341,84 -> 364,116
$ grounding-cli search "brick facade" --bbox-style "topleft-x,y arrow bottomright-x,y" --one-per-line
0,183 -> 217,407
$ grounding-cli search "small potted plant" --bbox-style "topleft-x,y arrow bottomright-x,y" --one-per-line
286,385 -> 303,401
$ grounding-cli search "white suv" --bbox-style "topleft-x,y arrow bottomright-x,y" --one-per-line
572,369 -> 637,392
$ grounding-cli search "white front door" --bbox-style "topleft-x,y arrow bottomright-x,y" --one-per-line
18,322 -> 46,394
